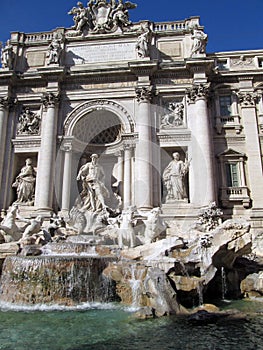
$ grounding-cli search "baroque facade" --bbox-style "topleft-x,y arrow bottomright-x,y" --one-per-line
0,1 -> 263,236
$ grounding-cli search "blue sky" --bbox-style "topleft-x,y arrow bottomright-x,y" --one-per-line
0,0 -> 262,53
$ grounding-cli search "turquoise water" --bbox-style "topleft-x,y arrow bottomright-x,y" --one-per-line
0,301 -> 263,350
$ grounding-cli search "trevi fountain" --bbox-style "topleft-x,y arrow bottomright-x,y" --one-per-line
0,1 -> 262,349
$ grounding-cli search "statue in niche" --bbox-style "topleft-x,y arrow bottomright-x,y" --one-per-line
190,26 -> 208,56
162,152 -> 190,202
1,40 -> 15,70
12,158 -> 36,205
17,107 -> 41,135
47,34 -> 63,65
160,102 -> 184,129
76,153 -> 110,213
136,23 -> 151,58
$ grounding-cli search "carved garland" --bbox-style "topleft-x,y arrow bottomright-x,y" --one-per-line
64,99 -> 135,135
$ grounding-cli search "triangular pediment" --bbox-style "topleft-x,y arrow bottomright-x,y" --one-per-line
217,148 -> 246,158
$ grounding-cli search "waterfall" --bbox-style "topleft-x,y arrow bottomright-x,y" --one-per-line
126,264 -> 146,307
197,283 -> 204,306
221,267 -> 227,300
0,256 -> 116,305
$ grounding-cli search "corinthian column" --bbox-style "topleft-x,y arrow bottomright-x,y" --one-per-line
35,92 -> 60,211
186,83 -> 215,206
0,98 -> 9,189
123,144 -> 133,209
134,86 -> 153,210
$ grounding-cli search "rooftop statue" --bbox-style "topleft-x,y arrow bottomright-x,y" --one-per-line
136,23 -> 151,58
47,34 -> 63,65
0,40 -> 15,70
68,0 -> 137,36
190,25 -> 208,57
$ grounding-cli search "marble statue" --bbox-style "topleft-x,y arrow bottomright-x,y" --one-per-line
47,34 -> 63,65
136,23 -> 151,58
21,215 -> 43,240
1,40 -> 15,69
68,0 -> 137,35
17,107 -> 41,135
190,26 -> 208,56
160,102 -> 184,128
12,158 -> 36,205
143,207 -> 167,244
0,205 -> 22,242
76,154 -> 109,213
162,152 -> 189,202
117,206 -> 137,248
68,2 -> 90,34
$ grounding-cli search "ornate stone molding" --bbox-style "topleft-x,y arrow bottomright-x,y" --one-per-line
237,91 -> 260,108
41,92 -> 60,108
135,86 -> 153,103
186,83 -> 210,104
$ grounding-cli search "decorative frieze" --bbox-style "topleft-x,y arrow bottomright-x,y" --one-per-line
186,83 -> 210,103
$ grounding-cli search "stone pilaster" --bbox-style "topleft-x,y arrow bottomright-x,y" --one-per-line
61,144 -> 73,214
35,92 -> 60,212
186,83 -> 215,206
134,86 -> 153,210
0,97 -> 13,195
238,90 -> 263,209
123,144 -> 133,209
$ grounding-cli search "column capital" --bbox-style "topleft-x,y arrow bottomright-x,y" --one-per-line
41,92 -> 60,108
0,96 -> 16,110
123,142 -> 135,151
237,91 -> 260,108
186,83 -> 210,104
135,86 -> 154,103
61,143 -> 73,152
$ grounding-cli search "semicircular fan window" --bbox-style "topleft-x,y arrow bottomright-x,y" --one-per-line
73,110 -> 122,145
